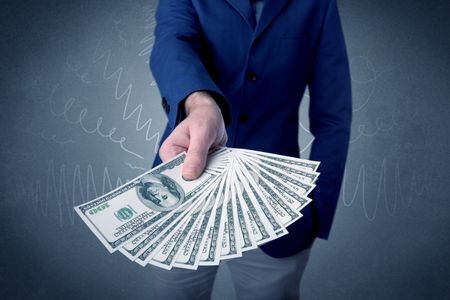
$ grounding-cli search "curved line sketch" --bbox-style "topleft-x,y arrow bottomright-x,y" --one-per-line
118,29 -> 127,47
26,128 -> 75,145
349,111 -> 396,144
341,159 -> 424,221
47,84 -> 145,160
66,56 -> 92,84
125,162 -> 147,171
300,138 -> 314,154
92,38 -> 161,154
20,160 -> 123,228
349,55 -> 397,113
138,33 -> 154,57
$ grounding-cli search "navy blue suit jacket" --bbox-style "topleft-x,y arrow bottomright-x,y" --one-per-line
150,0 -> 352,257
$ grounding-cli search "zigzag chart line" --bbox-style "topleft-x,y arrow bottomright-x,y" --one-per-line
341,159 -> 425,221
21,161 -> 124,228
93,38 -> 160,154
20,157 -> 426,227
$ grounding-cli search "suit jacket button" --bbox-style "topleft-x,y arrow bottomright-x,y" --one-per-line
246,71 -> 257,82
239,113 -> 250,124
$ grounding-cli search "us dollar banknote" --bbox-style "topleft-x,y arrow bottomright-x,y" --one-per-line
75,147 -> 321,269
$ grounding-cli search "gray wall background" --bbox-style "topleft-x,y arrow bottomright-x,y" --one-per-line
0,0 -> 449,299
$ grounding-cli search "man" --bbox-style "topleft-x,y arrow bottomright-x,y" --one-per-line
150,0 -> 352,299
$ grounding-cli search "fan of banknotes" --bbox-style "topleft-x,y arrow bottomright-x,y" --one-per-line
75,147 -> 320,270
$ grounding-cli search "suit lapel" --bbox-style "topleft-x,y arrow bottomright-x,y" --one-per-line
225,0 -> 256,30
254,0 -> 291,39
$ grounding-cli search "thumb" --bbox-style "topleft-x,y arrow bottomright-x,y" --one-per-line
182,133 -> 210,181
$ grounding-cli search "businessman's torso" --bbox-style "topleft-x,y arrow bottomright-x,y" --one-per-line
189,0 -> 330,156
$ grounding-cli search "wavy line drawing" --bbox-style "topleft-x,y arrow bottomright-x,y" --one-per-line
298,94 -> 315,154
349,111 -> 396,144
349,55 -> 397,113
392,90 -> 419,127
138,33 -> 154,63
66,56 -> 92,84
92,38 -> 161,154
47,84 -> 145,159
298,70 -> 401,149
118,29 -> 127,47
124,162 -> 147,171
142,5 -> 156,31
341,159 -> 424,221
140,6 -> 157,81
29,13 -> 161,162
26,128 -> 75,145
138,6 -> 156,61
21,160 -> 123,227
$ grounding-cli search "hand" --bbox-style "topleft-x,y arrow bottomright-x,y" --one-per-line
159,91 -> 227,180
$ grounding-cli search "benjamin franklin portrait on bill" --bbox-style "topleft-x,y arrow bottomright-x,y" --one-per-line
136,174 -> 185,212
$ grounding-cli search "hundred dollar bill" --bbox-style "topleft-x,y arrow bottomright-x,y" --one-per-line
131,178 -> 220,266
173,175 -> 226,269
232,168 -> 277,246
233,154 -> 302,227
231,158 -> 288,238
172,216 -> 205,269
237,152 -> 320,184
252,161 -> 315,196
148,176 -> 224,270
119,177 -> 217,260
233,148 -> 320,172
120,219 -> 165,261
175,173 -> 227,269
120,157 -> 226,260
230,172 -> 257,253
240,159 -> 312,211
77,146 -> 320,270
137,170 -> 227,267
203,148 -> 232,174
148,197 -> 208,270
207,147 -> 231,165
134,197 -> 203,267
198,170 -> 230,266
241,154 -> 314,193
219,161 -> 242,260
74,153 -> 217,252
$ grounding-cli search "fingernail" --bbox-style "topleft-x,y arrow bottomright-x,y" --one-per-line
182,175 -> 194,181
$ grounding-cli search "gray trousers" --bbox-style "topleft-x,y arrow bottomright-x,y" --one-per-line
151,245 -> 312,300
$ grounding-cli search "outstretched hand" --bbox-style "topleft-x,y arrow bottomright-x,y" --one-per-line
159,91 -> 227,180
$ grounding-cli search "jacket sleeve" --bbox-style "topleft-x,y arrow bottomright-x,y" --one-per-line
307,0 -> 352,239
150,0 -> 231,129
